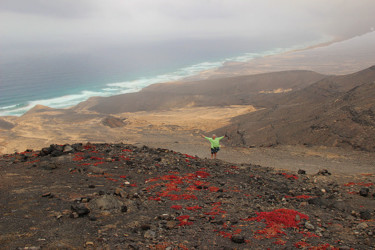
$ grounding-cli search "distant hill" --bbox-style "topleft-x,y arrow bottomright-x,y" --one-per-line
215,66 -> 375,151
75,70 -> 325,113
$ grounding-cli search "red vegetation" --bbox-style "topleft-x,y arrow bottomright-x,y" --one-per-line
344,182 -> 374,187
243,209 -> 309,239
280,173 -> 298,180
177,215 -> 193,226
171,205 -> 183,210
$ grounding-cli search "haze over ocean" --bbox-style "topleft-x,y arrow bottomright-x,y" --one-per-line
1,0 -> 374,116
0,37 -> 327,116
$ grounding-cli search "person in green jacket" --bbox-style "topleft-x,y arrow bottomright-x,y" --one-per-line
201,134 -> 227,159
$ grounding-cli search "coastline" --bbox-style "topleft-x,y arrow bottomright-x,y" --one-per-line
0,35 -> 346,117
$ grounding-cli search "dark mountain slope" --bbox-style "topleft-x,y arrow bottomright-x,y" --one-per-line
216,66 -> 375,151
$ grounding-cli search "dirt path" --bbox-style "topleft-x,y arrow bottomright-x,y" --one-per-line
130,131 -> 375,179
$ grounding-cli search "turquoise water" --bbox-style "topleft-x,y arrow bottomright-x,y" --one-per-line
0,37 -> 328,116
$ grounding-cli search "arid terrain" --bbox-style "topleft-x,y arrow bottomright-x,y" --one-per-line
1,65 -> 375,249
1,143 -> 374,249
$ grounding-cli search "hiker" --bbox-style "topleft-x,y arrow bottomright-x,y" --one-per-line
201,134 -> 227,159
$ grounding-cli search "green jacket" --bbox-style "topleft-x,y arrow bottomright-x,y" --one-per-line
205,136 -> 224,148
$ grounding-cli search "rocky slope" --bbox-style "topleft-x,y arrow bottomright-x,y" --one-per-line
1,143 -> 374,249
216,66 -> 375,151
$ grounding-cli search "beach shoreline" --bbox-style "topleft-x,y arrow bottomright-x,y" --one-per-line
2,31 -> 374,117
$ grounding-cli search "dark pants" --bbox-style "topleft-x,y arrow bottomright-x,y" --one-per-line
211,147 -> 220,154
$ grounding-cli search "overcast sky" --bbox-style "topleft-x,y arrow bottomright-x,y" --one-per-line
1,0 -> 375,53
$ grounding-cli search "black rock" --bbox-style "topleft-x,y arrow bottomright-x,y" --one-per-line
231,235 -> 245,244
360,210 -> 372,220
89,215 -> 97,221
359,188 -> 369,197
121,205 -> 128,213
317,169 -> 331,176
141,224 -> 151,230
71,204 -> 90,216
51,150 -> 63,157
298,169 -> 306,174
40,147 -> 52,156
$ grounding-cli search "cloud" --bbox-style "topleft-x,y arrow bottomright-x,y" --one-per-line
1,0 -> 375,52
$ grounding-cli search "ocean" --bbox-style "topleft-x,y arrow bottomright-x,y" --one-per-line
0,37 -> 329,116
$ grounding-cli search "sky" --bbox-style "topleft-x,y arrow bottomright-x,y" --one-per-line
1,0 -> 375,55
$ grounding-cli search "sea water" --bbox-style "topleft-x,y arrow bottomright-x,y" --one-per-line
0,37 -> 329,116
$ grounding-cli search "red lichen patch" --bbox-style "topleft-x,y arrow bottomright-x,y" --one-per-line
208,186 -> 220,192
243,209 -> 309,239
177,215 -> 193,226
205,202 -> 227,218
311,243 -> 340,250
183,154 -> 197,159
122,149 -> 132,152
106,178 -> 119,182
280,173 -> 298,180
194,171 -> 210,178
300,231 -> 319,238
119,175 -> 127,179
171,205 -> 183,210
231,166 -> 239,169
344,182 -> 374,187
294,241 -> 310,248
73,155 -> 84,161
90,156 -> 104,161
273,239 -> 286,245
186,205 -> 202,211
84,144 -> 96,150
119,155 -> 130,161
217,231 -> 232,238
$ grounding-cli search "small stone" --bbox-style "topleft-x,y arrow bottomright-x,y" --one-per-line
231,235 -> 245,244
114,188 -> 127,198
299,201 -> 308,207
305,221 -> 315,230
85,241 -> 94,247
71,204 -> 90,216
70,212 -> 79,218
317,169 -> 331,176
88,184 -> 96,188
141,224 -> 151,230
360,210 -> 371,220
121,205 -> 128,213
298,169 -> 306,174
144,230 -> 156,239
359,188 -> 369,197
166,221 -> 176,229
63,145 -> 73,153
89,215 -> 97,221
356,222 -> 369,230
88,166 -> 104,174
295,215 -> 300,221
41,192 -> 52,198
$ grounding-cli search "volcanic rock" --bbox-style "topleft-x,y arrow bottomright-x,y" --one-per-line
359,188 -> 369,197
71,204 -> 90,217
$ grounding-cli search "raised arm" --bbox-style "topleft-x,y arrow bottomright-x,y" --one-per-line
201,134 -> 207,138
